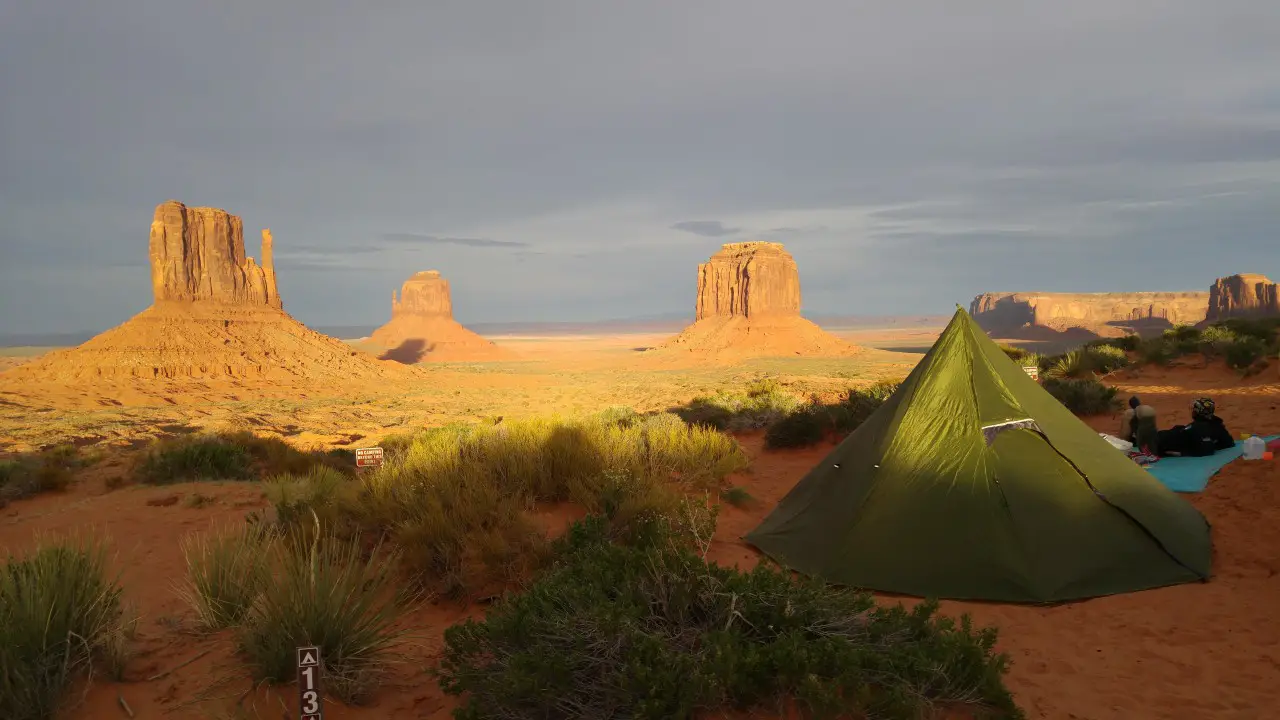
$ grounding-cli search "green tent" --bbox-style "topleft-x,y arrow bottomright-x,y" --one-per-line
745,308 -> 1212,603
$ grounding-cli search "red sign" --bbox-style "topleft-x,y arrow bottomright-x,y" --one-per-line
354,447 -> 384,468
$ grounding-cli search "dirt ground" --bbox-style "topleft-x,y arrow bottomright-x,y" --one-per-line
1,329 -> 1278,719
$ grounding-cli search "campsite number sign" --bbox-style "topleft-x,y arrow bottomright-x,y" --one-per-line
355,446 -> 384,469
297,646 -> 323,720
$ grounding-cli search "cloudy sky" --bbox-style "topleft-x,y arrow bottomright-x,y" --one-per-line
2,1 -> 1279,334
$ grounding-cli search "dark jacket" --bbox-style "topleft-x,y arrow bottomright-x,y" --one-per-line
1157,416 -> 1235,457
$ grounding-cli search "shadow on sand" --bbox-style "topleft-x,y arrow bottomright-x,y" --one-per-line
379,338 -> 435,364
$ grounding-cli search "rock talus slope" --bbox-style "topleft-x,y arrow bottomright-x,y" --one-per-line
367,271 -> 509,362
2,201 -> 407,383
658,242 -> 858,359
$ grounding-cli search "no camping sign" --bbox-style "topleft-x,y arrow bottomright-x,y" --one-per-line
1022,366 -> 1040,381
355,446 -> 384,469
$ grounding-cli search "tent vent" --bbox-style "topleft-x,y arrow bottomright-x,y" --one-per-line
981,418 -> 1041,446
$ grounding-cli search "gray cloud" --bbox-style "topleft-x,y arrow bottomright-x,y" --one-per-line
379,233 -> 528,248
2,1 -> 1279,333
671,220 -> 741,237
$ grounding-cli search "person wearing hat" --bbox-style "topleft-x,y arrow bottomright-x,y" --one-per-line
1155,397 -> 1236,457
1120,396 -> 1159,454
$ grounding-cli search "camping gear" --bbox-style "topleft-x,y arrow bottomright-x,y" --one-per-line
1265,452 -> 1274,461
1267,437 -> 1280,452
1128,449 -> 1159,467
1100,433 -> 1133,452
745,307 -> 1212,604
1243,435 -> 1266,461
1145,436 -> 1279,491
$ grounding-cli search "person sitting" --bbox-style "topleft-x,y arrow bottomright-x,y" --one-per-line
1155,397 -> 1235,457
1120,395 -> 1158,453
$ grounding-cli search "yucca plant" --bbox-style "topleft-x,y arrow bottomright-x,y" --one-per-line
237,529 -> 411,704
176,523 -> 273,630
0,535 -> 124,720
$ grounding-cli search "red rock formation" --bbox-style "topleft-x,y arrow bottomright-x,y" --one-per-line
970,291 -> 1209,337
695,242 -> 801,320
392,271 -> 453,318
656,242 -> 858,360
368,271 -> 510,362
1206,274 -> 1279,321
3,201 -> 407,383
149,200 -> 281,308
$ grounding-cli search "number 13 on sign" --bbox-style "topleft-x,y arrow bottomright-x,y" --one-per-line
296,645 -> 324,720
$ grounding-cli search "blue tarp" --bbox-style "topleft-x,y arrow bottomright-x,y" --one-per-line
1146,435 -> 1279,493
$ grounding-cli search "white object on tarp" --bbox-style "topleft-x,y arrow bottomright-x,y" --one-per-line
1099,433 -> 1133,453
1243,435 -> 1266,461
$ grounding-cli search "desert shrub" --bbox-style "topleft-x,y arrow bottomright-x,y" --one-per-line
1224,336 -> 1269,370
762,380 -> 901,451
1216,317 -> 1280,344
0,535 -> 126,720
763,406 -> 828,449
674,378 -> 802,431
438,525 -> 1021,720
1042,377 -> 1120,415
1088,334 -> 1141,352
0,447 -> 79,505
176,524 -> 273,630
237,531 -> 409,705
1043,345 -> 1128,380
135,431 -> 354,484
350,414 -> 747,598
719,486 -> 754,508
1161,325 -> 1202,355
1197,325 -> 1239,357
1138,336 -> 1175,366
998,344 -> 1044,369
263,466 -> 357,536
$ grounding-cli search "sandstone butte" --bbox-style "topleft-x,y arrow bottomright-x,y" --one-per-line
969,290 -> 1210,338
2,200 -> 409,382
1205,273 -> 1279,322
366,270 -> 511,362
656,241 -> 859,359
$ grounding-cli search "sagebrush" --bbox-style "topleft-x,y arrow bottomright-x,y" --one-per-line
439,516 -> 1022,720
264,413 -> 748,598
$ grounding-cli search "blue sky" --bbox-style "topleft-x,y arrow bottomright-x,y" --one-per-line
2,1 -> 1279,333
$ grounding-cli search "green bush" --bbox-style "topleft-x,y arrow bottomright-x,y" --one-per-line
318,414 -> 747,598
438,523 -> 1021,720
763,407 -> 828,449
1224,336 -> 1269,370
1197,325 -> 1239,357
0,536 -> 126,720
1216,317 -> 1280,344
762,381 -> 901,451
1042,377 -> 1121,415
176,524 -> 273,630
1137,337 -> 1175,366
135,431 -> 354,484
674,378 -> 802,431
1162,324 -> 1202,353
0,445 -> 91,505
237,532 -> 410,705
1043,345 -> 1129,380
